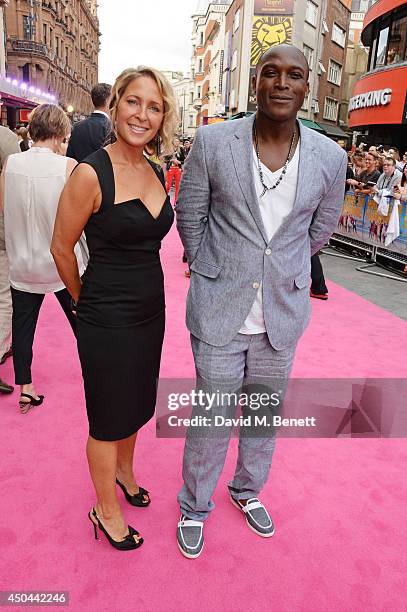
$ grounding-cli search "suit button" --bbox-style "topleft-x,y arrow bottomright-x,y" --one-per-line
265,248 -> 271,255
203,216 -> 208,223
252,282 -> 260,289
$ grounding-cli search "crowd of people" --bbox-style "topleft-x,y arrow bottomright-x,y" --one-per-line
345,143 -> 406,200
0,44 -> 403,560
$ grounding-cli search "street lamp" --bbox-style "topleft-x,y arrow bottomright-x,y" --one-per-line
181,89 -> 186,137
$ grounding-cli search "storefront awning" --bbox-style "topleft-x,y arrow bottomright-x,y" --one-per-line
299,119 -> 324,131
317,122 -> 349,138
0,92 -> 37,109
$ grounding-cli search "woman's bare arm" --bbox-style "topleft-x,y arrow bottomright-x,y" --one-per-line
51,164 -> 100,302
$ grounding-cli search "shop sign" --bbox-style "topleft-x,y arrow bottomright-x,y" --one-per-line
349,88 -> 392,113
254,0 -> 294,15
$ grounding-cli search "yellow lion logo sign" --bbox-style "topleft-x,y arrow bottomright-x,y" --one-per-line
251,17 -> 293,66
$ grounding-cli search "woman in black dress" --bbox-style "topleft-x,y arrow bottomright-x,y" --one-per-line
51,67 -> 178,550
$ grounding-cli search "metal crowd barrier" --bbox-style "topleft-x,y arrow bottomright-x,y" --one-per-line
323,192 -> 407,283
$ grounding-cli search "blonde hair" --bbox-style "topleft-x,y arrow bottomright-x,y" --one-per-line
28,104 -> 71,142
109,67 -> 179,157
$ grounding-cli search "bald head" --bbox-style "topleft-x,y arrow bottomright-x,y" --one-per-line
256,44 -> 309,80
253,43 -> 310,122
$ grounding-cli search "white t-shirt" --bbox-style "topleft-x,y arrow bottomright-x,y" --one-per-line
4,147 -> 85,293
239,141 -> 300,334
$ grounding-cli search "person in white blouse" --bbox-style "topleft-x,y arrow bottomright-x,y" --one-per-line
0,104 -> 85,413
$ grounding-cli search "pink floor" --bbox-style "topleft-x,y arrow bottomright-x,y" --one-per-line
1,225 -> 407,611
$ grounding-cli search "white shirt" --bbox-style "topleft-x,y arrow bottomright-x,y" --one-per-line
4,147 -> 85,293
93,110 -> 110,120
239,141 -> 300,334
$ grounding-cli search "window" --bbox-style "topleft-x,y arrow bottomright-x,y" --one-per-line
327,59 -> 342,86
231,49 -> 238,71
189,114 -> 194,128
332,23 -> 346,47
369,35 -> 378,70
190,92 -> 194,105
376,26 -> 389,67
197,86 -> 201,99
303,44 -> 314,70
23,15 -> 31,40
301,93 -> 310,111
22,63 -> 30,82
305,0 -> 318,27
387,15 -> 407,64
199,31 -> 204,46
323,97 -> 338,121
233,9 -> 240,33
43,24 -> 47,45
198,59 -> 203,73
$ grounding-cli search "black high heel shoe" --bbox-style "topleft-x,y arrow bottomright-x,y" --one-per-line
88,508 -> 143,551
116,478 -> 151,507
19,393 -> 44,414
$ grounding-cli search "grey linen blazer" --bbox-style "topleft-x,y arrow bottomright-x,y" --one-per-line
175,114 -> 347,350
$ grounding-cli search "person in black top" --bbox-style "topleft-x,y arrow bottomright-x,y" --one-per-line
353,151 -> 381,195
51,67 -> 178,551
18,127 -> 30,152
66,83 -> 112,162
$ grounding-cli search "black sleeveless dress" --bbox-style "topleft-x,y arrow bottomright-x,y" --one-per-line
76,148 -> 174,441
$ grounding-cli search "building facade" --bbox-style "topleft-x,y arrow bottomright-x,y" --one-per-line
348,0 -> 407,150
0,1 -> 8,76
172,74 -> 195,137
5,0 -> 99,121
314,0 -> 351,137
340,0 -> 374,132
190,1 -> 231,128
217,0 -> 352,141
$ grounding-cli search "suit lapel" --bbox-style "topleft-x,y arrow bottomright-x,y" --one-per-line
292,120 -> 316,214
229,116 -> 317,246
266,120 -> 318,245
230,115 -> 268,244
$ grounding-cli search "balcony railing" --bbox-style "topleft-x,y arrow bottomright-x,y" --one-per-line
10,39 -> 53,60
42,1 -> 57,17
56,18 -> 68,30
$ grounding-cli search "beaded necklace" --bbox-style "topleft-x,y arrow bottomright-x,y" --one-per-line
253,120 -> 297,198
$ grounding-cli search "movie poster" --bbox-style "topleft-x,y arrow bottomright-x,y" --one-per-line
250,16 -> 293,66
336,193 -> 365,238
336,194 -> 407,255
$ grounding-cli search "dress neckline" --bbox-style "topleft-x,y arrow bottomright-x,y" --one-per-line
101,148 -> 168,220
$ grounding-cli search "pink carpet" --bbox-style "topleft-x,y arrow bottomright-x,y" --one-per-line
1,225 -> 406,611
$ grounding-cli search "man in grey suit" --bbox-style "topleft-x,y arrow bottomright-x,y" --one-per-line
175,45 -> 347,558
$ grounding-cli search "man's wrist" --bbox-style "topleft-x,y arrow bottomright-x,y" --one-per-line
71,297 -> 78,312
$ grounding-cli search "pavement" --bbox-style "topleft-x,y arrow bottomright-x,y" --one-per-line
320,248 -> 407,322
